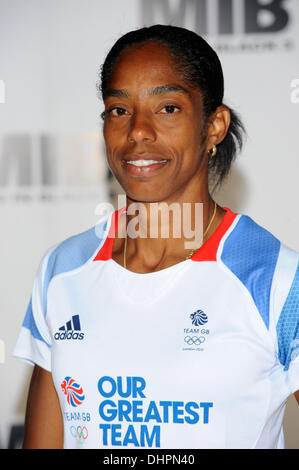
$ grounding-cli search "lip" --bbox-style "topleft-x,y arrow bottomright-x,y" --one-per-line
121,153 -> 170,176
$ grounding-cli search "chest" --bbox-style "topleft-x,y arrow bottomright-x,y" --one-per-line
46,262 -> 278,448
47,261 -> 276,400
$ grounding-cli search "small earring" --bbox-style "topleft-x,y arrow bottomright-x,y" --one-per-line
208,145 -> 217,158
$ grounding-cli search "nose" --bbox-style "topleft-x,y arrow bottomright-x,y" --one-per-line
127,110 -> 156,144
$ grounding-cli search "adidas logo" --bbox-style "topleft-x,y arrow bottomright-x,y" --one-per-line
54,315 -> 84,341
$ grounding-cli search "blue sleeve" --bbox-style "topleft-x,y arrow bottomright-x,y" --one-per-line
13,246 -> 55,371
276,261 -> 299,380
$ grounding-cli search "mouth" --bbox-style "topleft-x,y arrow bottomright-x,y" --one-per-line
121,154 -> 170,176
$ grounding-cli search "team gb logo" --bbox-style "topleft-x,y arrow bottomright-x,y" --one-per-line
190,310 -> 208,326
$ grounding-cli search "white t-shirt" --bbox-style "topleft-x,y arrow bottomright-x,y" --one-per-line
13,206 -> 299,449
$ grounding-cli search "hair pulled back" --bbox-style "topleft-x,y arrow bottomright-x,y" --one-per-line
98,24 -> 246,189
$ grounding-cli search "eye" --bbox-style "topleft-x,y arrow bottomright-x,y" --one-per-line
107,107 -> 129,117
159,105 -> 180,114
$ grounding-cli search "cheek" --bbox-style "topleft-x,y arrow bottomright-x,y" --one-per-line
105,149 -> 119,174
104,133 -> 119,160
187,125 -> 207,153
168,126 -> 204,157
104,125 -> 127,155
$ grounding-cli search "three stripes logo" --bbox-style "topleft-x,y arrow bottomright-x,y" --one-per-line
54,315 -> 84,341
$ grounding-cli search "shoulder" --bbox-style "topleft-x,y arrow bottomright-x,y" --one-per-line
221,211 -> 299,270
38,215 -> 111,288
219,212 -> 299,330
219,210 -> 299,374
221,213 -> 283,263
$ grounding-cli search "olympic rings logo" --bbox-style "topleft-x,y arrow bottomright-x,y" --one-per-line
184,335 -> 205,345
70,425 -> 88,443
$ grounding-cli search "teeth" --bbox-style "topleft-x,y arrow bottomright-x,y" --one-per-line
127,159 -> 168,167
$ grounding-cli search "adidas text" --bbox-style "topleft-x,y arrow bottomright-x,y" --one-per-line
54,331 -> 84,341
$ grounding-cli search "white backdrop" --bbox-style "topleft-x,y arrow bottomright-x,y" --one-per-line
0,0 -> 299,448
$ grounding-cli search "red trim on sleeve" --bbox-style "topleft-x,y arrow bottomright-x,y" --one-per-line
191,207 -> 238,262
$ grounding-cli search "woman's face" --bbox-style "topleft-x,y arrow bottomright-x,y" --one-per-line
103,41 -> 211,204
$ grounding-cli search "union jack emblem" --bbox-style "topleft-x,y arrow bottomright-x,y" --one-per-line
61,376 -> 85,407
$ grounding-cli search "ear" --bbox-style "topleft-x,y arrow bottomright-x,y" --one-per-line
205,105 -> 231,152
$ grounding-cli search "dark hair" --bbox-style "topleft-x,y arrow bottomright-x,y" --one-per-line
97,24 -> 246,190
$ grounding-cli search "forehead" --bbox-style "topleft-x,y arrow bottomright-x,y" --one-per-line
107,41 -> 194,92
117,41 -> 173,65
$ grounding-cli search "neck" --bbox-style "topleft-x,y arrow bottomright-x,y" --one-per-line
116,196 -> 223,272
113,163 -> 226,272
125,197 -> 214,238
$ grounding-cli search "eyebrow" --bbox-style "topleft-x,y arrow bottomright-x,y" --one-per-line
103,83 -> 190,100
148,84 -> 190,96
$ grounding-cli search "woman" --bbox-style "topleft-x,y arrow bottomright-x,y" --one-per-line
14,25 -> 299,449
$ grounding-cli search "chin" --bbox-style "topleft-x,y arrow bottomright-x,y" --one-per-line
120,182 -> 167,203
126,193 -> 166,204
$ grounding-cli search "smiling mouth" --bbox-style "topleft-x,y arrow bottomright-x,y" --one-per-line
126,159 -> 168,167
121,157 -> 170,175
